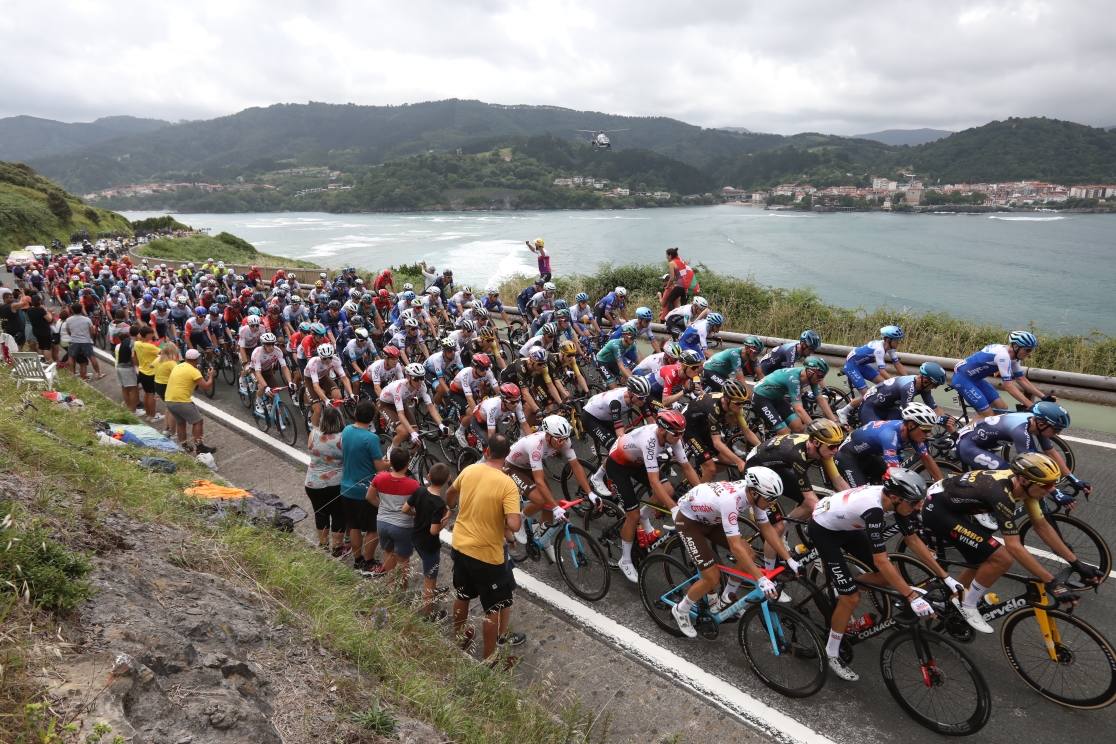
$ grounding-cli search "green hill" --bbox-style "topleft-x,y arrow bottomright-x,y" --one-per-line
0,161 -> 131,256
0,115 -> 168,161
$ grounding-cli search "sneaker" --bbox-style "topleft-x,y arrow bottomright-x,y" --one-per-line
828,655 -> 859,682
514,521 -> 527,545
618,559 -> 638,583
589,471 -> 609,496
332,545 -> 353,560
455,428 -> 469,448
956,601 -> 994,634
353,557 -> 366,572
543,543 -> 556,563
194,442 -> 216,455
498,631 -> 527,647
836,406 -> 850,426
672,602 -> 698,638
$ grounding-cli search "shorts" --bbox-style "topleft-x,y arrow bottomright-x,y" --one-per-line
835,449 -> 886,488
752,394 -> 795,432
957,435 -> 1009,471
154,382 -> 168,400
604,457 -> 651,512
701,370 -> 727,392
920,495 -> 1002,564
663,285 -> 687,308
258,367 -> 284,390
665,315 -> 688,340
116,366 -> 138,388
842,360 -> 881,392
597,359 -> 622,385
416,546 -> 441,578
189,332 -> 211,350
314,374 -> 337,398
165,401 -> 201,425
137,371 -> 156,394
951,374 -> 1001,414
579,409 -> 617,453
807,519 -> 878,596
70,341 -> 94,364
683,430 -> 715,464
674,512 -> 728,571
342,496 -> 377,533
503,464 -> 537,501
304,484 -> 345,532
857,397 -> 895,424
377,400 -> 404,428
452,548 -> 514,614
34,333 -> 52,350
376,520 -> 415,558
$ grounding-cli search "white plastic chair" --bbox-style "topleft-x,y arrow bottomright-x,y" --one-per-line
10,351 -> 58,391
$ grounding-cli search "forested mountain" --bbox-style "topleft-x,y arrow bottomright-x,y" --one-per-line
0,115 -> 168,161
853,128 -> 953,146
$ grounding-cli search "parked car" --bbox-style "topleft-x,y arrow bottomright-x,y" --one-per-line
5,249 -> 36,271
26,245 -> 50,263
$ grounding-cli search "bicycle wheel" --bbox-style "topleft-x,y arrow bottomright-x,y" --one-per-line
456,446 -> 482,473
201,360 -> 216,398
559,457 -> 597,501
555,525 -> 611,601
910,458 -> 963,478
1000,607 -> 1116,709
738,603 -> 828,698
238,375 -> 255,409
253,400 -> 271,432
581,498 -> 624,566
1050,435 -> 1075,472
638,553 -> 694,637
276,401 -> 299,446
880,629 -> 991,735
220,350 -> 238,385
1018,513 -> 1111,584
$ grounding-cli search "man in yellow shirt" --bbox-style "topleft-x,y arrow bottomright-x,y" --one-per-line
133,326 -> 162,420
446,434 -> 523,662
165,349 -> 217,454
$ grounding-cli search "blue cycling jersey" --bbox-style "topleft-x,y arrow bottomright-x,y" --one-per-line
609,322 -> 654,343
841,420 -> 927,466
595,292 -> 625,314
862,375 -> 937,411
482,297 -> 503,312
758,341 -> 798,375
958,412 -> 1052,454
846,339 -> 899,368
955,344 -> 1023,383
678,319 -> 713,354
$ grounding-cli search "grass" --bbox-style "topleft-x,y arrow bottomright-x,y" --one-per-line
137,233 -> 320,269
0,373 -> 600,744
498,262 -> 1116,377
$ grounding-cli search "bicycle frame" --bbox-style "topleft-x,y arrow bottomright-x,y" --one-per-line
656,564 -> 790,649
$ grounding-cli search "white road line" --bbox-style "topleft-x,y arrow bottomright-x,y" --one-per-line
1061,434 -> 1116,451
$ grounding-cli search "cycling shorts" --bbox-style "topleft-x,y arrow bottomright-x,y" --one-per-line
857,398 -> 896,424
752,394 -> 796,432
604,458 -> 650,512
189,331 -> 211,350
578,409 -> 617,454
806,519 -> 877,596
834,449 -> 887,488
504,464 -> 538,501
950,374 -> 1000,413
957,436 -> 1010,471
683,431 -> 715,464
702,370 -> 727,392
674,512 -> 727,571
842,360 -> 881,392
598,359 -> 623,385
920,495 -> 1002,564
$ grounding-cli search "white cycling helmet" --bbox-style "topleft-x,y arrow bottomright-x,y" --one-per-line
354,327 -> 369,340
743,466 -> 784,501
246,315 -> 262,326
543,281 -> 557,292
615,286 -> 628,297
316,343 -> 335,359
405,362 -> 425,378
541,414 -> 572,439
427,285 -> 441,295
260,332 -> 277,344
693,296 -> 709,308
902,402 -> 939,430
402,282 -> 414,291
404,317 -> 420,328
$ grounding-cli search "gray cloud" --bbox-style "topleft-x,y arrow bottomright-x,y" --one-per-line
1,0 -> 1113,134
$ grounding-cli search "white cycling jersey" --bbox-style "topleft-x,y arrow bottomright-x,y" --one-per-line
250,345 -> 287,372
450,366 -> 498,398
379,378 -> 432,411
678,480 -> 769,537
608,423 -> 686,472
811,486 -> 887,532
361,358 -> 404,387
506,431 -> 576,472
583,387 -> 632,421
304,355 -> 343,384
633,351 -> 668,377
238,325 -> 264,349
474,395 -> 526,429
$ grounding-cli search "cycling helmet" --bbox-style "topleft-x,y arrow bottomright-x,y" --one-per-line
1010,452 -> 1061,485
349,288 -> 361,299
806,419 -> 845,446
427,286 -> 441,295
575,292 -> 589,303
558,340 -> 578,356
208,306 -> 220,316
555,308 -> 571,320
311,322 -> 327,336
803,356 -> 829,376
543,282 -> 557,292
246,315 -> 262,326
474,307 -> 489,319
627,375 -> 651,397
459,319 -> 477,332
155,300 -> 167,310
298,321 -> 312,333
248,307 -> 263,317
664,341 -> 683,359
620,323 -> 637,338
260,332 -> 277,344
378,289 -> 392,299
615,286 -> 628,297
499,383 -> 522,401
693,296 -> 709,309
721,379 -> 750,403
679,349 -> 703,367
405,363 -> 426,378
1009,330 -> 1038,350
479,326 -> 496,339
400,310 -> 414,321
743,467 -> 784,501
440,337 -> 457,350
528,347 -> 548,362
472,353 -> 491,370
354,327 -> 370,340
350,315 -> 365,328
215,294 -> 228,304
327,300 -> 341,310
319,271 -> 328,279
194,306 -> 207,317
635,306 -> 653,321
918,362 -> 947,385
541,322 -> 558,336
402,282 -> 414,291
541,414 -> 572,439
383,345 -> 401,358
880,325 -> 905,340
471,300 -> 483,310
487,287 -> 499,295
1031,401 -> 1071,431
404,317 -> 420,328
706,312 -> 724,327
882,468 -> 928,503
411,298 -> 424,308
316,343 -> 335,359
901,402 -> 938,430
402,290 -> 416,301
742,336 -> 765,352
656,409 -> 687,434
800,330 -> 821,350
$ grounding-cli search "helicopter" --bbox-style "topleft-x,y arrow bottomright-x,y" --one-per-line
576,129 -> 630,150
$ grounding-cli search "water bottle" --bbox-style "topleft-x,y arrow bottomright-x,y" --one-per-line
846,613 -> 875,633
536,521 -> 559,548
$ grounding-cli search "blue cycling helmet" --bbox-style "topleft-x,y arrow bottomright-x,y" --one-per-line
706,312 -> 724,326
918,362 -> 947,385
298,321 -> 312,333
402,290 -> 416,301
154,300 -> 167,310
554,299 -> 569,310
1031,401 -> 1070,430
1009,330 -> 1038,349
208,306 -> 220,316
248,307 -> 262,316
311,322 -> 328,337
636,306 -> 653,321
880,325 -> 905,340
575,292 -> 589,303
800,329 -> 821,350
528,347 -> 548,362
194,306 -> 207,317
143,292 -> 154,302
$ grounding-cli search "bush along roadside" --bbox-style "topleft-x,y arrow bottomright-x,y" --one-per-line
0,374 -> 604,744
499,261 -> 1116,377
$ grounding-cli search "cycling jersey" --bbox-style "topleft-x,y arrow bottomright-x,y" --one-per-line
860,375 -> 937,422
752,366 -> 816,405
659,362 -> 698,396
678,480 -> 768,537
758,341 -> 798,375
342,339 -> 375,368
482,296 -> 503,313
608,423 -> 686,472
956,412 -> 1052,470
844,339 -> 899,390
633,351 -> 669,377
683,392 -> 733,439
925,470 -> 1039,535
746,433 -> 827,499
184,316 -> 210,337
839,419 -> 927,467
424,350 -> 462,379
389,329 -> 425,350
595,338 -> 637,366
472,395 -> 527,429
506,431 -> 576,472
449,366 -> 498,399
955,344 -> 1023,383
500,358 -> 552,389
812,485 -> 917,549
609,322 -> 653,344
664,304 -> 694,324
582,387 -> 637,422
703,348 -> 743,377
378,378 -> 432,411
678,319 -> 714,354
594,291 -> 626,317
250,345 -> 287,372
238,325 -> 264,349
304,355 -> 343,384
361,358 -> 404,387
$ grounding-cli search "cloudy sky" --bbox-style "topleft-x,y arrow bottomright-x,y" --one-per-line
2,0 -> 1113,134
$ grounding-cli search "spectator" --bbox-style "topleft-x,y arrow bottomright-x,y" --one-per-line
526,238 -> 551,282
340,399 -> 388,575
25,293 -> 53,360
62,302 -> 102,380
164,348 -> 217,453
403,462 -> 450,621
115,323 -> 140,415
368,447 -> 420,586
305,405 -> 347,555
0,289 -> 29,350
446,434 -> 525,663
419,261 -> 438,290
660,247 -> 698,321
153,343 -> 181,437
133,326 -> 162,420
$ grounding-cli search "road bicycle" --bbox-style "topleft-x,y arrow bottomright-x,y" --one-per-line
252,385 -> 299,446
507,498 -> 611,601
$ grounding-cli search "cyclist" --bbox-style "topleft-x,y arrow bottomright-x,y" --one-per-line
664,295 -> 710,339
519,321 -> 560,358
858,362 -> 949,425
595,324 -> 639,387
757,330 -> 821,379
500,347 -> 561,422
681,381 -> 760,481
810,469 -> 966,681
571,292 -> 602,341
250,332 -> 295,416
468,383 -> 532,447
449,353 -> 499,445
526,281 -> 557,322
584,376 -> 655,495
594,286 -> 628,327
678,312 -> 723,359
516,277 -> 545,317
377,363 -> 450,453
237,314 -> 265,392
482,287 -> 512,326
304,343 -> 355,428
952,331 -> 1050,419
659,348 -> 705,406
835,325 -> 910,423
388,317 -> 428,364
359,344 -> 404,398
504,415 -> 592,560
835,402 -> 944,486
607,306 -> 661,354
751,357 -> 835,433
955,401 -> 1088,494
550,339 -> 589,398
605,410 -> 701,582
634,339 -> 681,382
424,337 -> 463,406
671,469 -> 798,637
920,453 -> 1103,634
341,327 -> 376,377
702,345 -> 753,392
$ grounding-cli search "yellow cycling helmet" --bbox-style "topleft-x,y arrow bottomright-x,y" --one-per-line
721,379 -> 750,403
1010,452 -> 1060,485
558,339 -> 578,357
806,419 -> 845,446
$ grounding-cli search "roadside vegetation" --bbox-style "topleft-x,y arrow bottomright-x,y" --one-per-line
0,373 -> 603,744
136,232 -> 320,268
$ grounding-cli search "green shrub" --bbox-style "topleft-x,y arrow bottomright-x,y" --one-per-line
0,505 -> 92,613
45,191 -> 72,220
